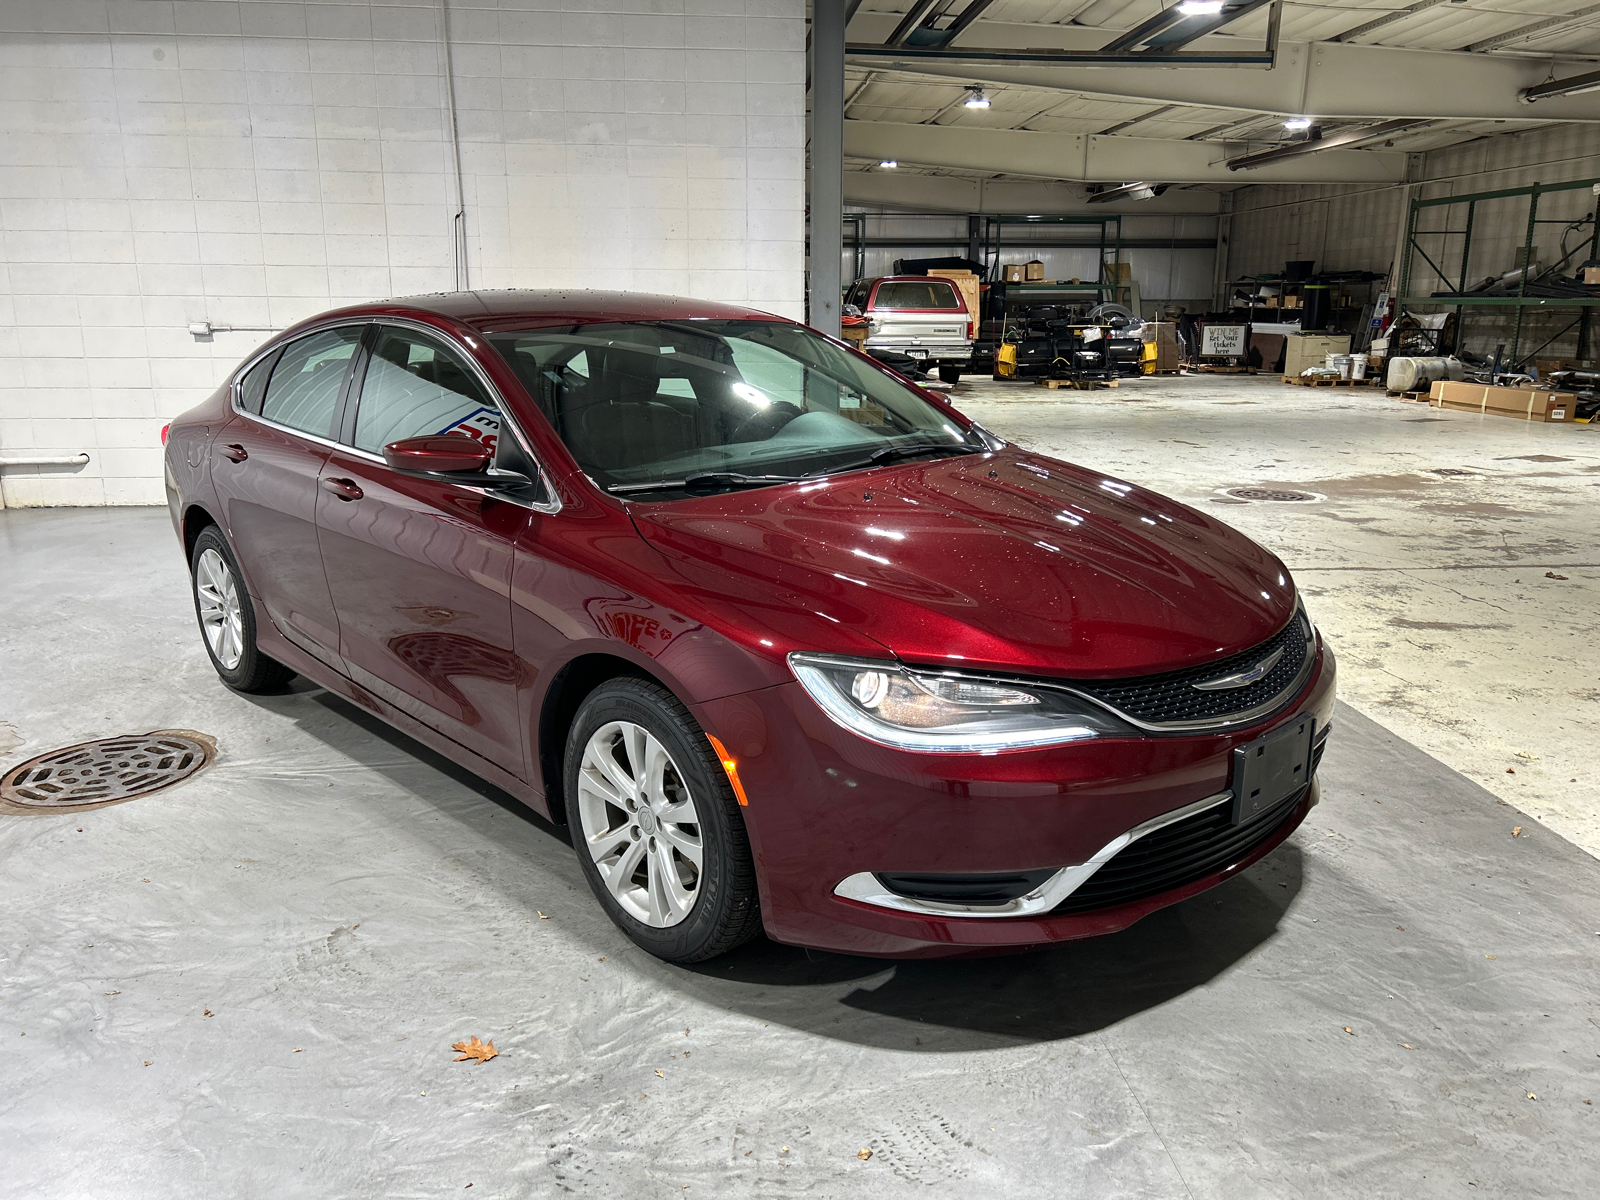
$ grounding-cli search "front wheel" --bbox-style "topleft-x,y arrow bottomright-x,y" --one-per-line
190,526 -> 295,693
565,678 -> 761,963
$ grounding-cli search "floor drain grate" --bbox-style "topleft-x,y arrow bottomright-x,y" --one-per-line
1225,487 -> 1320,503
1,730 -> 216,813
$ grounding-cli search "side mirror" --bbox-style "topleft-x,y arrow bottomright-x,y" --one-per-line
383,434 -> 493,475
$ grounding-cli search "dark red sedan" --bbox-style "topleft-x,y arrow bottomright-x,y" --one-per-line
163,291 -> 1335,962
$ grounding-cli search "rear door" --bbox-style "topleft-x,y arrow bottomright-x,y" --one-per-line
867,279 -> 970,357
212,324 -> 365,671
314,322 -> 538,774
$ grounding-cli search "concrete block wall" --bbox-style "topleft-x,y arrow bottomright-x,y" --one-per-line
0,0 -> 806,507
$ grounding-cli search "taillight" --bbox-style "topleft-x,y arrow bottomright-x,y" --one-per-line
160,423 -> 170,445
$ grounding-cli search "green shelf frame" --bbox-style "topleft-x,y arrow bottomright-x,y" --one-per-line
1398,176 -> 1600,367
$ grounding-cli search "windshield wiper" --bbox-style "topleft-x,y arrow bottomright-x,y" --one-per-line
608,471 -> 804,496
807,440 -> 983,479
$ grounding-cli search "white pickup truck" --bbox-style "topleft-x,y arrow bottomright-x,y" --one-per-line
843,276 -> 974,384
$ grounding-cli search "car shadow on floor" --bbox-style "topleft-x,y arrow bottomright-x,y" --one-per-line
671,849 -> 1301,1050
245,681 -> 1302,1053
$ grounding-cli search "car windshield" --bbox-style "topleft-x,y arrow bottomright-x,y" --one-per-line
487,320 -> 976,497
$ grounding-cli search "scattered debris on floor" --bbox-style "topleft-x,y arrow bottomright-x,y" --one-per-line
857,1148 -> 873,1161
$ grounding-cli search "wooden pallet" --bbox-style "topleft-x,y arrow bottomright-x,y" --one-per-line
1392,390 -> 1431,402
1144,368 -> 1185,376
1282,375 -> 1382,388
1194,364 -> 1256,374
1037,377 -> 1119,390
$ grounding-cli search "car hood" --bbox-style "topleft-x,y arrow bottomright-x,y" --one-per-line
629,449 -> 1296,679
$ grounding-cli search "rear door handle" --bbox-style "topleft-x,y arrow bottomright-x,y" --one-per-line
321,477 -> 363,502
221,443 -> 248,463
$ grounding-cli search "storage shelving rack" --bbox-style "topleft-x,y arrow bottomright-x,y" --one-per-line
1398,176 -> 1600,369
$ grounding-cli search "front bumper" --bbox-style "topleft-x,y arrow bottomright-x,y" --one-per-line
697,642 -> 1335,958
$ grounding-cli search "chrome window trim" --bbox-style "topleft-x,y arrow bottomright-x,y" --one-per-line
228,316 -> 562,516
833,789 -> 1236,919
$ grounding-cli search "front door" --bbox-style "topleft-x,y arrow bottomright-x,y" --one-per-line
315,323 -> 531,774
212,325 -> 365,672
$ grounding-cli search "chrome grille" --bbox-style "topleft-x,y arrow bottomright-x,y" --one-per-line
1065,611 -> 1312,727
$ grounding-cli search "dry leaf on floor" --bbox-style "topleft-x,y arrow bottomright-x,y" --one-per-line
1400,1043 -> 1414,1050
1343,1026 -> 1355,1035
655,1069 -> 665,1079
1545,571 -> 1568,580
1514,751 -> 1539,760
1513,827 -> 1524,837
537,911 -> 549,919
1506,768 -> 1516,774
1527,1092 -> 1538,1100
452,1036 -> 498,1064
203,1009 -> 213,1018
1486,954 -> 1497,960
143,1060 -> 152,1067
857,1148 -> 873,1161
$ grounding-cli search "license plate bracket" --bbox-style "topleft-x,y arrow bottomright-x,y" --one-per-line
1231,715 -> 1314,825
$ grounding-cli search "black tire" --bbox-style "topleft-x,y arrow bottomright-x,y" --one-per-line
189,525 -> 295,693
938,363 -> 964,385
564,677 -> 761,963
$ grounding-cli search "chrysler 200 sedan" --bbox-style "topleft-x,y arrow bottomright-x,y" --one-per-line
163,291 -> 1335,963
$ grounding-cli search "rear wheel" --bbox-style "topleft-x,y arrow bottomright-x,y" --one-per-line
190,526 -> 295,693
938,363 -> 963,385
565,678 -> 761,963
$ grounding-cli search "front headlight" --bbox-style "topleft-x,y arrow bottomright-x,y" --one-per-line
788,653 -> 1133,754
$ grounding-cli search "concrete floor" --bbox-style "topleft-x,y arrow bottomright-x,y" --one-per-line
2,429 -> 1598,1196
957,373 -> 1600,860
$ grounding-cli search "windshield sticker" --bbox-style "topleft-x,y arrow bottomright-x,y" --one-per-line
439,406 -> 501,453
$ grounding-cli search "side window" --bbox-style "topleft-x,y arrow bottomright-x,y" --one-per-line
237,349 -> 278,415
354,327 -> 501,458
260,327 -> 362,437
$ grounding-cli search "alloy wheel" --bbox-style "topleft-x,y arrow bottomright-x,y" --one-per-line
576,720 -> 704,928
195,548 -> 244,670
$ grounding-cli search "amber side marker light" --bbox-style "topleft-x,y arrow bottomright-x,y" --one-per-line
705,734 -> 749,806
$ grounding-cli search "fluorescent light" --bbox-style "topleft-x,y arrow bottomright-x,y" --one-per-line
963,86 -> 990,109
1284,117 -> 1313,130
879,159 -> 898,168
1177,0 -> 1225,13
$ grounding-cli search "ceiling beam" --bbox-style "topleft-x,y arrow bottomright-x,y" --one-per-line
886,0 -> 941,47
1330,0 -> 1449,44
842,119 -> 1409,183
842,170 -> 1223,214
842,19 -> 1600,122
1103,0 -> 1276,54
1465,2 -> 1600,52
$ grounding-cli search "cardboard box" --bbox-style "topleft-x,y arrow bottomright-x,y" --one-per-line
1427,380 -> 1575,422
1283,334 -> 1351,377
927,269 -> 980,331
1106,261 -> 1133,283
1264,296 -> 1279,308
1141,321 -> 1183,372
1024,260 -> 1045,281
1583,266 -> 1600,285
1003,264 -> 1024,283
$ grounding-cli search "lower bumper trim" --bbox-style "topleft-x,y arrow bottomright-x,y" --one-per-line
833,788 -> 1234,919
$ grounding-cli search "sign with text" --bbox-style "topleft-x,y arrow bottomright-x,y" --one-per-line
1200,324 -> 1247,357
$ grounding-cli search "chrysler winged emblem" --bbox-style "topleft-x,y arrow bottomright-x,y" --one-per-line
1192,647 -> 1285,691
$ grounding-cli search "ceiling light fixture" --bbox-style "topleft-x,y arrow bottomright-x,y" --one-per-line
1177,0 -> 1225,13
963,86 -> 991,109
1283,117 -> 1313,130
879,159 -> 898,168
1519,67 -> 1600,103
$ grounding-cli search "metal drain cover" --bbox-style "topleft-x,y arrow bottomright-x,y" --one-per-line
1,730 -> 215,812
1225,487 -> 1320,503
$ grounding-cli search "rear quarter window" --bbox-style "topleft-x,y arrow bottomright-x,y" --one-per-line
871,280 -> 963,311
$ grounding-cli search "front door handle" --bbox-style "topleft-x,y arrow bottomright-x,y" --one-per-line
321,477 -> 363,502
221,443 -> 248,463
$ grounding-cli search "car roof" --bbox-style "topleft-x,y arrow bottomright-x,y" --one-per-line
304,290 -> 794,332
